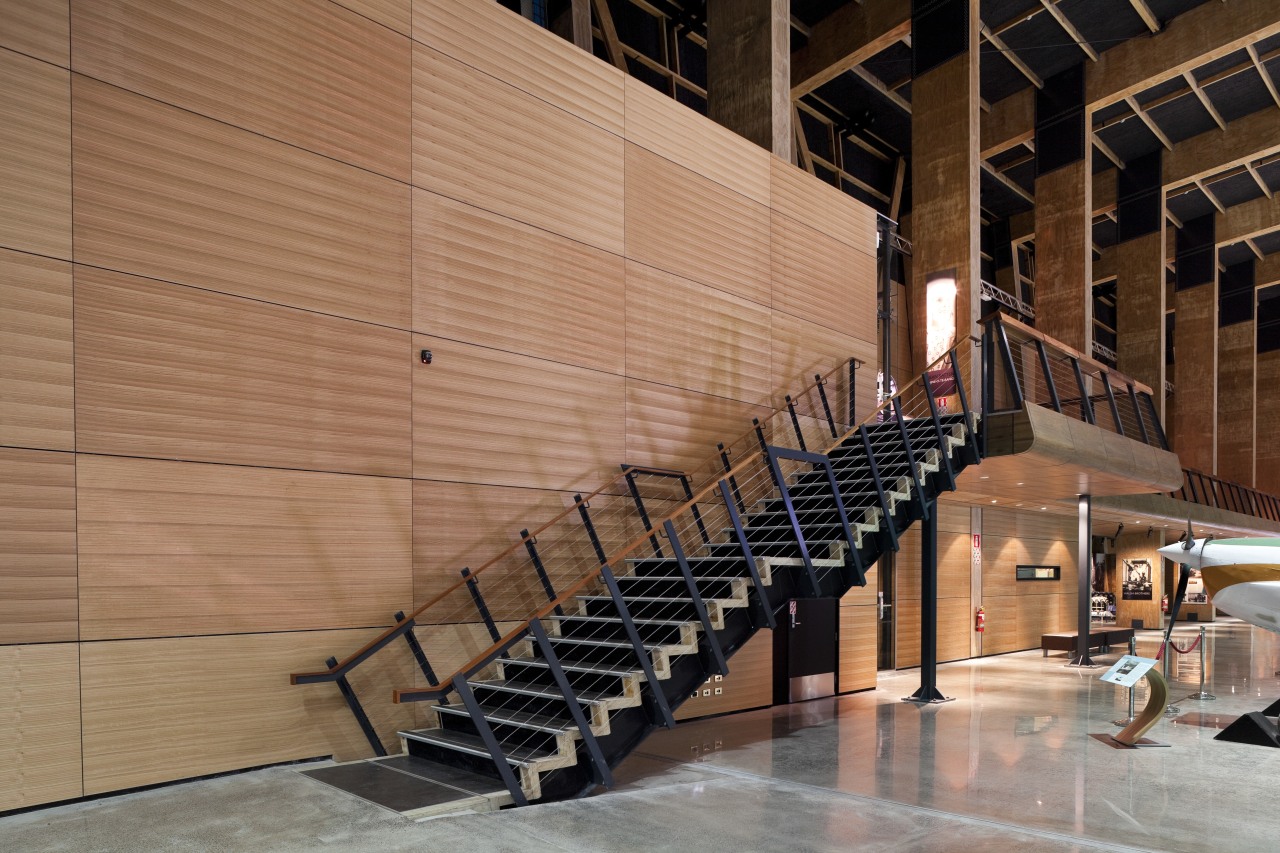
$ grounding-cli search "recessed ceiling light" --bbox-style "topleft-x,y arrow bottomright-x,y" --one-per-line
1041,506 -> 1047,511
1017,482 -> 1024,486
980,476 -> 989,480
991,499 -> 998,503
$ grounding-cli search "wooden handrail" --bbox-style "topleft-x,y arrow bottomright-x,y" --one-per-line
986,312 -> 1154,397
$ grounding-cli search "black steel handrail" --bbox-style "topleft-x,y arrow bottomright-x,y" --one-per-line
1170,468 -> 1280,523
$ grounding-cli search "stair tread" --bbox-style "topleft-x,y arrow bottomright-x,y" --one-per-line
399,727 -> 557,766
434,703 -> 575,734
505,656 -> 638,677
544,635 -> 661,651
552,614 -> 693,628
468,678 -> 616,704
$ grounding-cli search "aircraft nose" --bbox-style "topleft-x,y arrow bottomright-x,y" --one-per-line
1158,539 -> 1201,566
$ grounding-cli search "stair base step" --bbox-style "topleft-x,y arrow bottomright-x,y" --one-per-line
300,755 -> 512,818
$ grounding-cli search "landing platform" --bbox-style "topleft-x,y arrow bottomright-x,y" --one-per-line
301,755 -> 511,818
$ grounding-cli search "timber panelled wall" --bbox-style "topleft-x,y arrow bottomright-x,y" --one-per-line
0,0 -> 883,810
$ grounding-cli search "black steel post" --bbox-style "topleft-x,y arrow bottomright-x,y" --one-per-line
1069,357 -> 1096,424
994,320 -> 1023,408
1143,394 -> 1168,449
1069,495 -> 1096,667
719,480 -> 775,630
599,565 -> 675,728
623,469 -> 663,557
949,348 -> 980,464
575,495 -> 609,565
1100,373 -> 1124,436
785,395 -> 808,451
1033,339 -> 1061,413
528,619 -> 613,789
815,374 -> 838,438
905,502 -> 947,703
394,612 -> 441,690
860,426 -> 899,553
461,567 -> 503,646
663,521 -> 728,675
717,442 -> 747,515
522,530 -> 563,617
1127,385 -> 1150,444
679,474 -> 711,545
328,656 -> 389,757
452,675 -> 528,806
921,369 -> 956,490
892,398 -> 930,521
765,447 -> 822,596
879,215 -> 895,411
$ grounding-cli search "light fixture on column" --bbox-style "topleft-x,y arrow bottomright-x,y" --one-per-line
926,268 -> 958,364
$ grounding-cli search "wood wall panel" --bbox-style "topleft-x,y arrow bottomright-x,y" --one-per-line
333,0 -> 410,34
838,604 -> 877,692
674,630 -> 773,720
72,76 -> 411,328
74,268 -> 411,477
1216,321 -> 1254,485
0,0 -> 69,66
894,597 -> 972,667
978,594 -> 1019,655
771,212 -> 876,338
1258,351 -> 1280,495
413,0 -> 623,136
625,262 -> 772,405
412,44 -> 623,255
0,449 -> 76,644
770,311 -> 877,408
412,480 -> 574,611
624,379 -> 773,477
412,336 -> 625,492
0,249 -> 73,450
71,0 -> 411,180
1172,284 -> 1216,472
1016,594 -> 1061,651
623,77 -> 769,204
0,643 -> 81,811
77,455 -> 411,640
625,144 -> 770,305
413,190 -> 625,373
769,157 -> 877,254
0,49 -> 70,259
1112,531 -> 1164,630
80,629 -> 418,794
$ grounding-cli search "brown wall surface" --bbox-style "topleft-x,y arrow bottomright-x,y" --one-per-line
0,0 -> 880,808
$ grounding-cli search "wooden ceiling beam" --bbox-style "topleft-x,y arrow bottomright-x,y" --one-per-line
1123,95 -> 1172,150
1183,70 -> 1227,132
1128,0 -> 1160,35
981,22 -> 1043,89
791,0 -> 911,98
849,64 -> 912,114
1039,0 -> 1098,63
1215,191 -> 1280,247
1246,161 -> 1273,199
1248,44 -> 1280,110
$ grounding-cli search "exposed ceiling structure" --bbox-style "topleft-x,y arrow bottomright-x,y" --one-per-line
534,0 -> 1280,297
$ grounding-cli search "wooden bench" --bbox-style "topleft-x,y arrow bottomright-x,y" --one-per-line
1041,627 -> 1135,657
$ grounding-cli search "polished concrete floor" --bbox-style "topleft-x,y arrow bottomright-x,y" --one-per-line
5,619 -> 1280,852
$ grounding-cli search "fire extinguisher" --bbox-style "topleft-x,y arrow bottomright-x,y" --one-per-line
1161,594 -> 1169,614
975,606 -> 986,633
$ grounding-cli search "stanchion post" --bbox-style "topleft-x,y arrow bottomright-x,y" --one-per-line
1113,637 -> 1138,727
1187,625 -> 1216,701
1162,637 -> 1182,716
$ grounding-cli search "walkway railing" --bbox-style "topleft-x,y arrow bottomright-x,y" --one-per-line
1171,468 -> 1280,523
981,312 -> 1166,453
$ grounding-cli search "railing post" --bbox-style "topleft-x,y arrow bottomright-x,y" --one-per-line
754,418 -> 779,488
452,675 -> 528,806
785,395 -> 807,451
575,494 -> 609,565
719,480 -> 775,630
678,474 -> 711,545
1069,357 -> 1096,424
663,521 -> 728,676
848,358 -> 860,425
1100,372 -> 1125,436
717,442 -> 747,515
921,369 -> 957,490
994,318 -> 1024,409
1033,339 -> 1062,413
860,425 -> 899,554
892,397 -> 930,522
815,374 -> 839,438
949,347 -> 980,464
815,455 -> 866,588
327,656 -> 388,757
461,567 -> 503,647
1127,384 -> 1150,444
393,611 -> 442,697
599,564 -> 676,728
528,619 -> 614,789
764,447 -> 823,596
521,530 -> 563,617
1142,393 -> 1168,449
622,468 -> 663,557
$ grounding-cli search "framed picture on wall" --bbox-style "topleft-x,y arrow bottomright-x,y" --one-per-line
1185,568 -> 1209,605
1122,558 -> 1153,600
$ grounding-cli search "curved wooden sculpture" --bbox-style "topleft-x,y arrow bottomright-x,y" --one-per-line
1113,666 -> 1169,746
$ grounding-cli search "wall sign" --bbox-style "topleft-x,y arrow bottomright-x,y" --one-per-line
1122,558 -> 1154,600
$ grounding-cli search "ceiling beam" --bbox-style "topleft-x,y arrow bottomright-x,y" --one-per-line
1246,238 -> 1265,260
981,23 -> 1043,89
1128,0 -> 1160,34
1216,191 -> 1280,247
1124,95 -> 1173,150
983,4 -> 1280,156
1248,43 -> 1280,109
1195,178 -> 1226,214
1246,161 -> 1273,199
1093,133 -> 1125,170
790,0 -> 910,98
1039,0 -> 1098,62
1183,70 -> 1227,131
1164,107 -> 1280,190
849,64 -> 912,114
981,160 -> 1034,205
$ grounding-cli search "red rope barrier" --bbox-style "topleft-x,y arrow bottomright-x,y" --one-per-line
1156,635 -> 1202,659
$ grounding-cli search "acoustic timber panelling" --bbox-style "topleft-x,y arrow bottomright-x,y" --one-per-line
770,311 -> 877,408
412,335 -> 626,492
80,629 -> 418,794
0,449 -> 76,645
674,630 -> 773,720
838,605 -> 877,693
1259,351 -> 1280,495
0,48 -> 70,259
0,644 -> 81,812
623,77 -> 769,205
412,190 -> 626,374
769,158 -> 877,256
624,379 -> 774,476
0,0 -> 69,66
412,480 -> 574,610
771,212 -> 876,338
413,0 -> 623,135
1172,284 -> 1216,472
625,262 -> 772,405
74,267 -> 412,477
71,76 -> 411,328
77,455 -> 411,640
412,43 -> 623,255
331,0 -> 411,36
979,594 -> 1020,655
1216,322 -> 1254,486
70,0 -> 412,181
0,248 -> 73,451
625,144 -> 771,306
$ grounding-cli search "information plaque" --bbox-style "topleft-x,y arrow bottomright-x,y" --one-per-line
1100,655 -> 1157,688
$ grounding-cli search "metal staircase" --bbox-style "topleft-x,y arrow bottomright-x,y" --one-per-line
293,342 -> 983,813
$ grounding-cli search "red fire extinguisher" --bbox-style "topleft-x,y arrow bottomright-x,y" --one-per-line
1161,594 -> 1169,614
975,606 -> 986,633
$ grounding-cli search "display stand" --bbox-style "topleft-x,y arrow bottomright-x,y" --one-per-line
1109,664 -> 1172,748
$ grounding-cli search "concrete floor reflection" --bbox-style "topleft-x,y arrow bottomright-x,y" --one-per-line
3,620 -> 1279,852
